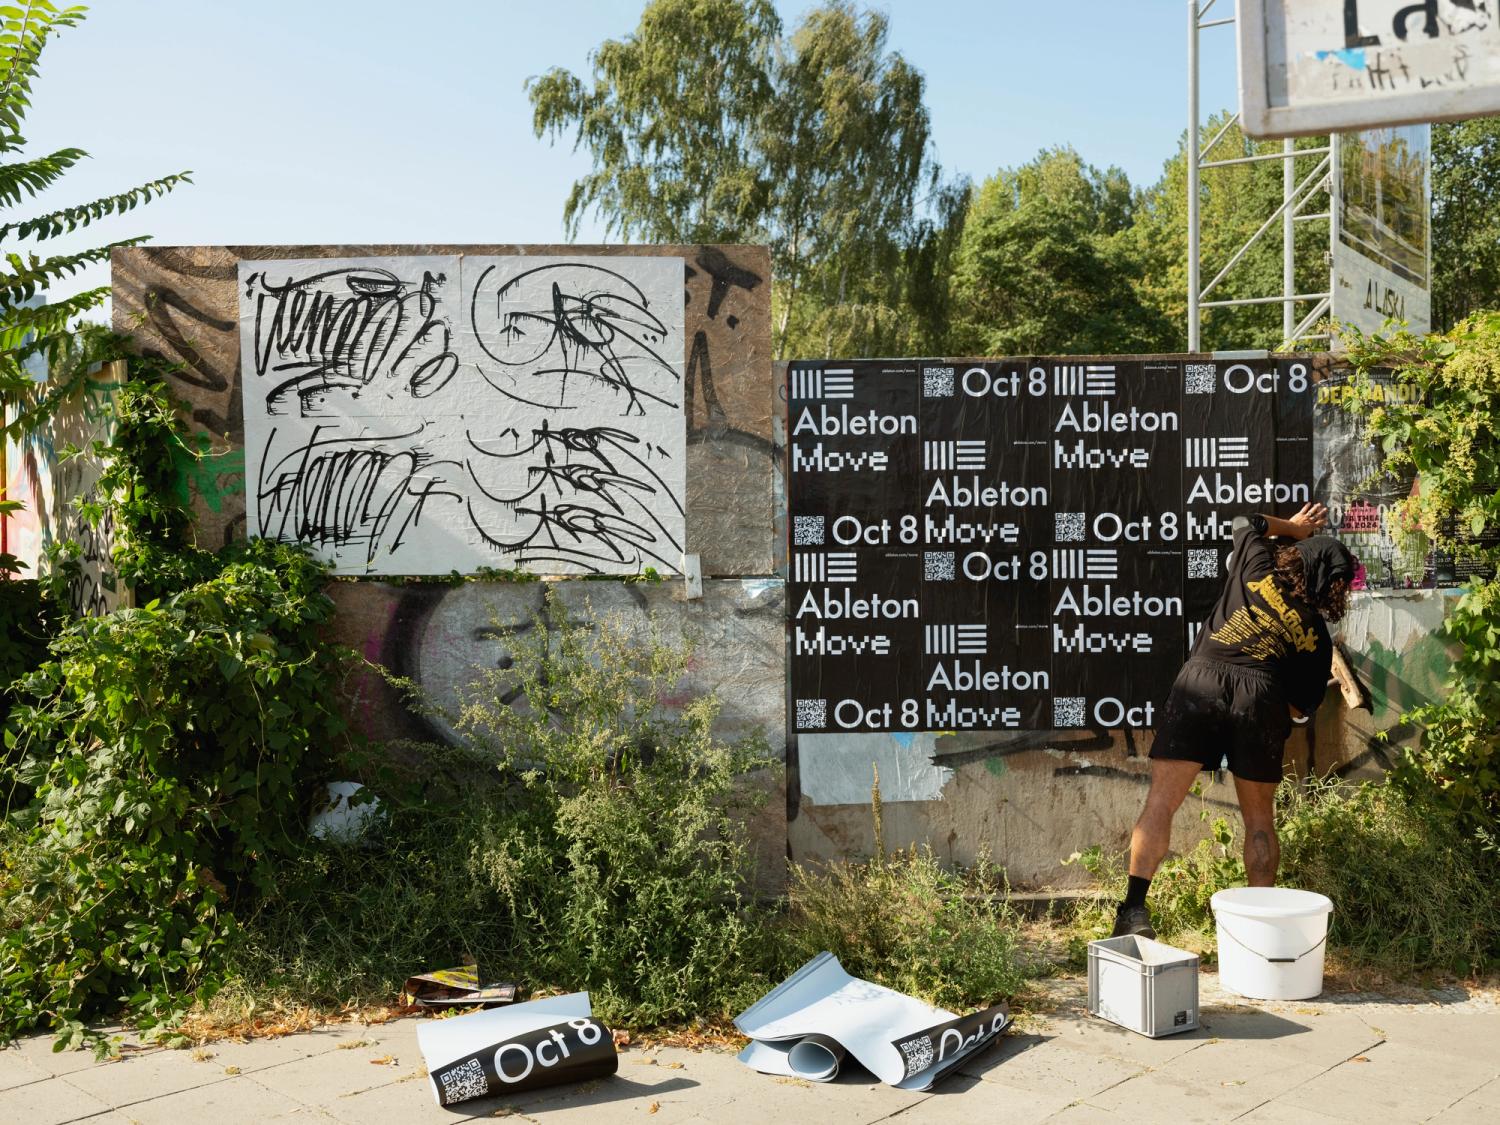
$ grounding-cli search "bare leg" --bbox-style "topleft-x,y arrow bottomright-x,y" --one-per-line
1234,776 -> 1280,886
1129,760 -> 1204,878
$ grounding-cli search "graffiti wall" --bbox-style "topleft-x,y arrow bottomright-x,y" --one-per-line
1,360 -> 129,616
111,242 -> 1458,889
113,244 -> 774,575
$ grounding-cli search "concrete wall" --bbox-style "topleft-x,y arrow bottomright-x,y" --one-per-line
112,245 -> 1454,890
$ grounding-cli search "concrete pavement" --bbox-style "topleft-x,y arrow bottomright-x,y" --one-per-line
2,974 -> 1496,1124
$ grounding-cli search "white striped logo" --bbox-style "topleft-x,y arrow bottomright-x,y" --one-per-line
922,440 -> 987,471
925,623 -> 988,655
1185,436 -> 1250,468
1052,548 -> 1119,580
1053,364 -> 1116,396
793,552 -> 858,583
790,367 -> 855,400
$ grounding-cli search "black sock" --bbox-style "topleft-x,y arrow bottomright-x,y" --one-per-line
1123,875 -> 1151,910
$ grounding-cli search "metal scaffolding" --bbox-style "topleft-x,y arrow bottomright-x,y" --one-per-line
1187,0 -> 1336,352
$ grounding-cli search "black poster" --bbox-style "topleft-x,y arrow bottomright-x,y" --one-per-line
788,356 -> 1318,734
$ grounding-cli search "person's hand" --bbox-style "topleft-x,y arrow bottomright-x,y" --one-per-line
1285,502 -> 1329,540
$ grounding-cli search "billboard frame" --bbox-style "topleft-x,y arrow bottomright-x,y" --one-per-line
1238,0 -> 1500,140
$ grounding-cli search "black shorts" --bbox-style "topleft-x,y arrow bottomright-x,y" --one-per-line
1149,658 -> 1292,783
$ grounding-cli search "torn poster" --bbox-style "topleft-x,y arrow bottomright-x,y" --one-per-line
400,963 -> 517,1009
238,254 -> 686,577
415,991 -> 617,1107
735,952 -> 1010,1090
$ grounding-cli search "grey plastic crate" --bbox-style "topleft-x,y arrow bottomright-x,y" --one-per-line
1087,935 -> 1199,1038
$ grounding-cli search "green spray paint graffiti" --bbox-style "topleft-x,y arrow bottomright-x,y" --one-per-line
170,437 -> 244,515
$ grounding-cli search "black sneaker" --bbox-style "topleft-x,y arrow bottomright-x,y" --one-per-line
1111,903 -> 1156,940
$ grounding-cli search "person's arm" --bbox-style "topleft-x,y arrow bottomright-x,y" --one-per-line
1258,502 -> 1329,541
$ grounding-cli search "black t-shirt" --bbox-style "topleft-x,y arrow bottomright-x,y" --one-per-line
1189,515 -> 1333,714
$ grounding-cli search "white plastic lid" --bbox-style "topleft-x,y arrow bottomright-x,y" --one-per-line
1211,886 -> 1333,919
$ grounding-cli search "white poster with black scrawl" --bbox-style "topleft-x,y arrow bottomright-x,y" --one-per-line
238,254 -> 687,576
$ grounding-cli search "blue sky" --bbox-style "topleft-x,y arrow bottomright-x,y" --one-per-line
27,1 -> 1241,303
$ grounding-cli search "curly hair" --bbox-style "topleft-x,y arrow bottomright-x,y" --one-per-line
1273,545 -> 1350,622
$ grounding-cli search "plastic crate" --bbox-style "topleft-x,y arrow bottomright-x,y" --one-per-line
1087,935 -> 1199,1038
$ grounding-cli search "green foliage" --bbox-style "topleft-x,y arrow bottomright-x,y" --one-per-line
1071,782 -> 1499,975
781,847 -> 1027,1011
529,0 -> 954,358
0,539 -> 350,1045
528,0 -> 777,245
0,576 -> 54,730
1433,119 -> 1500,331
1276,782 -> 1498,975
0,3 -> 189,407
233,603 -> 779,1027
1069,813 -> 1246,960
947,147 -> 1171,355
1341,314 -> 1500,830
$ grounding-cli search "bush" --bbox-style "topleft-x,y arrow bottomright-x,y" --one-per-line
231,599 -> 780,1028
1278,781 -> 1499,975
781,846 -> 1029,1011
0,578 -> 56,740
0,539 -> 349,1047
1070,780 -> 1500,975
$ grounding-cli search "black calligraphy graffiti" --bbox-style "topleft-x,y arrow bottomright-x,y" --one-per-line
245,266 -> 459,415
254,424 -> 462,565
467,261 -> 680,416
465,419 -> 683,573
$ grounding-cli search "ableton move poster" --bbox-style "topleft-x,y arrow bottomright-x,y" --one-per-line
787,357 -> 1316,734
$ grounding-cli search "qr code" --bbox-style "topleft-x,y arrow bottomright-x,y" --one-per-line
923,551 -> 955,581
897,1034 -> 935,1077
795,698 -> 827,729
923,368 -> 955,398
1188,548 -> 1219,579
1185,363 -> 1216,394
438,1058 -> 488,1105
793,515 -> 825,546
1053,696 -> 1087,727
1055,512 -> 1086,542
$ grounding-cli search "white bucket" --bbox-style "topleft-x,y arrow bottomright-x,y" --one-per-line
1210,887 -> 1333,1001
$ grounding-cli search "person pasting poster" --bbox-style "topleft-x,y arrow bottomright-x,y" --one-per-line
1114,503 -> 1356,938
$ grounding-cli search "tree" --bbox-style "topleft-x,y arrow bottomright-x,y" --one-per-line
0,3 -> 189,415
527,0 -> 950,358
1127,114 -> 1331,353
946,147 -> 1170,355
1432,118 -> 1500,332
527,0 -> 778,245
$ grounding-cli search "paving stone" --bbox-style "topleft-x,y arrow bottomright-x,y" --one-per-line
1234,1102 -> 1347,1123
884,1073 -> 1075,1123
1371,1009 -> 1500,1064
1046,1015 -> 1213,1068
1042,1103 -> 1127,1123
956,1034 -> 1146,1100
1088,1057 -> 1326,1124
65,1048 -> 232,1106
0,1075 -> 112,1125
5,1035 -> 117,1078
0,1046 -> 51,1092
118,1074 -> 304,1125
1426,1099 -> 1500,1125
249,1042 -> 409,1103
1466,1077 -> 1500,1109
1274,1040 -> 1498,1122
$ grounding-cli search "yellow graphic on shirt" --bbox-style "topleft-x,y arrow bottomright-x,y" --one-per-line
1209,574 -> 1319,661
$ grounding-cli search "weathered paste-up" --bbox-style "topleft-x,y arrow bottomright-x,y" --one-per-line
238,254 -> 686,576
